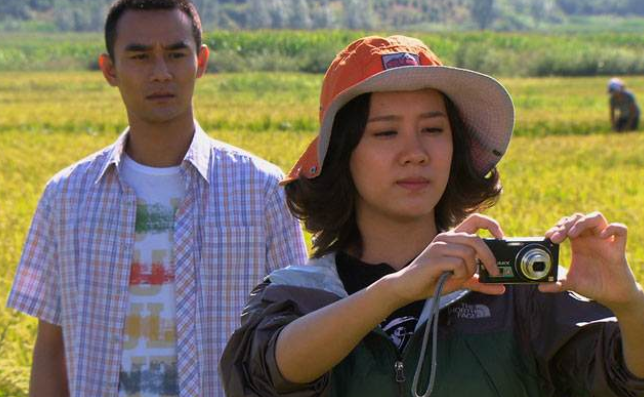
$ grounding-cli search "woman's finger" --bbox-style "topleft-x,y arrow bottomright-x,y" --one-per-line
462,275 -> 506,295
430,242 -> 478,277
599,223 -> 628,240
433,233 -> 499,276
568,212 -> 609,238
538,279 -> 568,294
453,214 -> 505,239
548,213 -> 584,243
430,256 -> 470,280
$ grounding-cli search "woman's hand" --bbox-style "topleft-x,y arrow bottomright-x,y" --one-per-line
540,211 -> 644,313
384,214 -> 507,308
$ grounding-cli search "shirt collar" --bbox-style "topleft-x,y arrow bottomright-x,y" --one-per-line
182,121 -> 211,183
95,120 -> 212,185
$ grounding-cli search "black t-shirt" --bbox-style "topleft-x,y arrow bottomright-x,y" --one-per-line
335,251 -> 425,352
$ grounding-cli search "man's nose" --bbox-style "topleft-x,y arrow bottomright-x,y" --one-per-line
150,56 -> 172,82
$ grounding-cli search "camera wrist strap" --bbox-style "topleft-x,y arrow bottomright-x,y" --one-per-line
411,271 -> 452,397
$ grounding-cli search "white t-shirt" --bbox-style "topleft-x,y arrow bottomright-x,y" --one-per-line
118,155 -> 185,397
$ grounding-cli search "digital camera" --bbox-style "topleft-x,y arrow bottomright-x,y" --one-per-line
478,237 -> 559,284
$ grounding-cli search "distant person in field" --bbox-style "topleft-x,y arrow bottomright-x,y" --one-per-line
6,0 -> 307,396
220,35 -> 644,397
608,77 -> 640,132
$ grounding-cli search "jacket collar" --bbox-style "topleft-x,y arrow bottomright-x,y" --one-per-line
268,252 -> 471,329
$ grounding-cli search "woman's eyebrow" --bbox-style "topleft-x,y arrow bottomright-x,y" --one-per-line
367,111 -> 447,123
419,111 -> 447,119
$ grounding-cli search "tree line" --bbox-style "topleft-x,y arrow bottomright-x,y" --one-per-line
1,0 -> 644,32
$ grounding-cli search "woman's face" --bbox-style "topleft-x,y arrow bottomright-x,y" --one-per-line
349,89 -> 453,225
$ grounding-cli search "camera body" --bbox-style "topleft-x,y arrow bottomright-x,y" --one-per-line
479,237 -> 559,284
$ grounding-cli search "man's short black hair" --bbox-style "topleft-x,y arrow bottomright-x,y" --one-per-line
105,0 -> 202,61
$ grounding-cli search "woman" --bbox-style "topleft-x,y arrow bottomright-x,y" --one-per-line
221,35 -> 644,397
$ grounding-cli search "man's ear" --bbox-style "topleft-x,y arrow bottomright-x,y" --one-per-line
98,53 -> 118,87
196,44 -> 209,78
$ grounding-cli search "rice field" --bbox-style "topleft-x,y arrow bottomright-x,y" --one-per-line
1,71 -> 643,395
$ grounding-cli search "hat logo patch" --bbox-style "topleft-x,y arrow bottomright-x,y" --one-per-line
382,52 -> 420,70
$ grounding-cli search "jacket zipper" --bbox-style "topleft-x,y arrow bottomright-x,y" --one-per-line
394,360 -> 406,382
394,360 -> 405,397
373,328 -> 415,397
375,298 -> 457,397
382,318 -> 441,397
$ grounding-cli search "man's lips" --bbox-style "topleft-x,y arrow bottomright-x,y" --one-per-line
146,92 -> 175,100
396,177 -> 431,190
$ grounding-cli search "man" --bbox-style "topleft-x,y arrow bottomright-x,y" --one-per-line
608,77 -> 640,132
6,0 -> 307,396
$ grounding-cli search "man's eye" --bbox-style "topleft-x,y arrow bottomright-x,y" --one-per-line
169,52 -> 186,59
131,54 -> 148,60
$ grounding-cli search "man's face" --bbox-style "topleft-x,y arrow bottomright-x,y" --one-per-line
100,9 -> 208,125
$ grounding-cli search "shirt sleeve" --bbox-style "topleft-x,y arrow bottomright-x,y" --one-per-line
6,181 -> 62,326
263,177 -> 308,274
516,285 -> 644,397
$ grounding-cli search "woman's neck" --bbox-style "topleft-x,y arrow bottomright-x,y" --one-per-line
353,211 -> 438,271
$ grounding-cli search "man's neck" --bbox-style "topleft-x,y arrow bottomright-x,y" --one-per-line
125,114 -> 196,167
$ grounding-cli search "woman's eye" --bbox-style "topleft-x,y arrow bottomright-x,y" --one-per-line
422,127 -> 443,133
373,130 -> 397,137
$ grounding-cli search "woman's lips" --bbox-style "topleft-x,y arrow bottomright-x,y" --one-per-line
396,177 -> 430,191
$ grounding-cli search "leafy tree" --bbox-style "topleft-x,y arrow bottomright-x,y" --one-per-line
29,0 -> 56,12
343,0 -> 375,29
291,0 -> 313,29
471,0 -> 495,29
628,0 -> 644,15
268,0 -> 290,29
247,0 -> 272,29
4,0 -> 644,32
311,0 -> 336,28
0,1 -> 30,20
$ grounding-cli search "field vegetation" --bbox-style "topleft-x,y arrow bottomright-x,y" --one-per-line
4,31 -> 644,77
1,70 -> 643,395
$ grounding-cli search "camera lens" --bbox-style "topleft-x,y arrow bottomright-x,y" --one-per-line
518,247 -> 552,281
533,261 -> 546,272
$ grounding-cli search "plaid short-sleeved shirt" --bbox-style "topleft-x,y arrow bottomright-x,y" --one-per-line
7,123 -> 308,397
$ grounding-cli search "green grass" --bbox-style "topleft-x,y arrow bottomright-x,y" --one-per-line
1,71 -> 644,395
4,31 -> 644,76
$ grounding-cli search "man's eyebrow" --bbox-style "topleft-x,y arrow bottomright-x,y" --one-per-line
165,41 -> 191,51
124,43 -> 152,52
124,41 -> 190,52
367,111 -> 447,122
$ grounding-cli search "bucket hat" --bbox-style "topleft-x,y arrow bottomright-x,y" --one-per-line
282,35 -> 515,184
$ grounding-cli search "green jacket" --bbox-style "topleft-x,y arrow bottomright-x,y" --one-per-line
220,254 -> 644,397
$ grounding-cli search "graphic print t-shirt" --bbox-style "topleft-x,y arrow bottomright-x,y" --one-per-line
335,251 -> 425,352
118,155 -> 185,397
